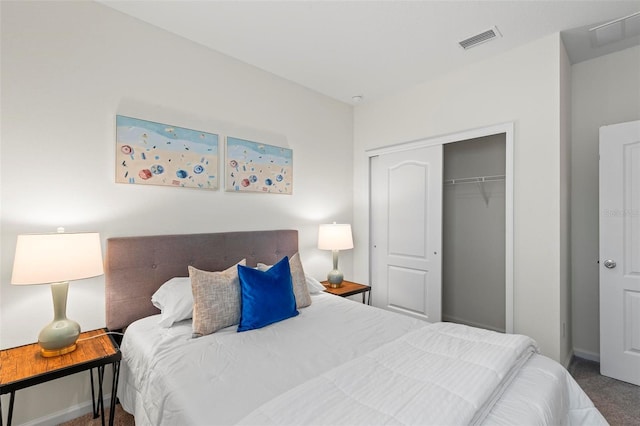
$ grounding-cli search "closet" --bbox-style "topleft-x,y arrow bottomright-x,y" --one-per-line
369,124 -> 512,333
442,135 -> 506,332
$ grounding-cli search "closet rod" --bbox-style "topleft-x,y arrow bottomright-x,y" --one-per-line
444,174 -> 505,185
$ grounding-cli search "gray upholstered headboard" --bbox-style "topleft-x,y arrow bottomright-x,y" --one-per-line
105,229 -> 298,331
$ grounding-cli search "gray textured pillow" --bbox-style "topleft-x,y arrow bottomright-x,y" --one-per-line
289,253 -> 311,308
258,252 -> 311,309
189,260 -> 246,338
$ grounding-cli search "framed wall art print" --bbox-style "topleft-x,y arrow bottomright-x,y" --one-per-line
225,136 -> 293,194
116,115 -> 219,190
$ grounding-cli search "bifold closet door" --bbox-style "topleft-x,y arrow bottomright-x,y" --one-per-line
370,145 -> 442,322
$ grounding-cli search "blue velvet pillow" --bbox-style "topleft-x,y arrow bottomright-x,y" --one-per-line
237,256 -> 299,332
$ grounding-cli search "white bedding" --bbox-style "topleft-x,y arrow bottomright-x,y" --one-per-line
119,293 -> 606,426
239,322 -> 538,425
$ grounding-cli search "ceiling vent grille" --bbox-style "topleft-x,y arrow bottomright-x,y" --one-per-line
588,11 -> 640,47
459,26 -> 502,50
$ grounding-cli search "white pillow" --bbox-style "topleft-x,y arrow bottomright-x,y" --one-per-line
151,277 -> 193,328
305,274 -> 326,294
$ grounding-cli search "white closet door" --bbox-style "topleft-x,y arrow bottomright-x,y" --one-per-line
370,145 -> 442,322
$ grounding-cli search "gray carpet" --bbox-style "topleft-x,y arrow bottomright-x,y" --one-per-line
568,357 -> 640,425
60,357 -> 637,426
58,404 -> 134,426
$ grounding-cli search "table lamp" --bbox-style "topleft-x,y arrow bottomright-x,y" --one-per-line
11,229 -> 104,357
318,223 -> 353,288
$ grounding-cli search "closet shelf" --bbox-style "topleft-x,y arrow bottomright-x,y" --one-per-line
444,174 -> 505,206
444,174 -> 505,185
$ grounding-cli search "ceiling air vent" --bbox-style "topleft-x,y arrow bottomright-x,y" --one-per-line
459,26 -> 502,50
589,11 -> 640,48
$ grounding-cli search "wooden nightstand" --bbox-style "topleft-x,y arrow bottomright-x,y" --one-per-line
322,280 -> 372,305
0,328 -> 121,426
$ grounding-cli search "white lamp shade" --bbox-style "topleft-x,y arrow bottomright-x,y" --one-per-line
318,223 -> 354,251
11,232 -> 104,285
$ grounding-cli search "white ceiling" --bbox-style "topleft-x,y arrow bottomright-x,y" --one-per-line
100,1 -> 640,105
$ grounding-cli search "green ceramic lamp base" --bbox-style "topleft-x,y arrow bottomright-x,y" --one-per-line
327,250 -> 344,288
37,282 -> 81,357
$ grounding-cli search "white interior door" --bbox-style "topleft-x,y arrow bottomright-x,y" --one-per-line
599,120 -> 640,386
370,145 -> 442,322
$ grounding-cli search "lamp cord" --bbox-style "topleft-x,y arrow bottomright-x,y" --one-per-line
77,331 -> 125,342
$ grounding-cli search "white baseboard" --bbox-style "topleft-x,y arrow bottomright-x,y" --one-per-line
573,348 -> 600,363
21,394 -> 112,426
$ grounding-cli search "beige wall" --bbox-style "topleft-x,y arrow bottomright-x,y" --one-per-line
354,34 -> 567,362
0,1 -> 353,423
571,45 -> 640,360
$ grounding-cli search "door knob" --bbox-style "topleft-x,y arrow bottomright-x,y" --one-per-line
604,259 -> 617,269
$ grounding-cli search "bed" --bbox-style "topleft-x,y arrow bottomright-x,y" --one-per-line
105,230 -> 606,425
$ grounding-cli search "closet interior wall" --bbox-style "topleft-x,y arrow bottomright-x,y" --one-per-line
442,134 -> 506,332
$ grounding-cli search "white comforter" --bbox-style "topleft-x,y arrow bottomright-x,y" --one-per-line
239,322 -> 537,426
119,293 -> 607,426
118,293 -> 426,425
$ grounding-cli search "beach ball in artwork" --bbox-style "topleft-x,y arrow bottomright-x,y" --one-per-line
241,178 -> 250,187
150,165 -> 164,175
138,169 -> 152,180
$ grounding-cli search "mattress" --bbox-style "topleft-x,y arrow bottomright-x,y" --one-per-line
118,293 -> 606,425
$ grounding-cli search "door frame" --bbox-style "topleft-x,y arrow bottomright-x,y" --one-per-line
367,122 -> 514,333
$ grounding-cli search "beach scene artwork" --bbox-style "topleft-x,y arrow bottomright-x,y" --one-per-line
225,137 -> 292,194
116,115 -> 219,190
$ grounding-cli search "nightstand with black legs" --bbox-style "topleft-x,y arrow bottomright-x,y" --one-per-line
0,329 -> 121,426
322,280 -> 372,305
